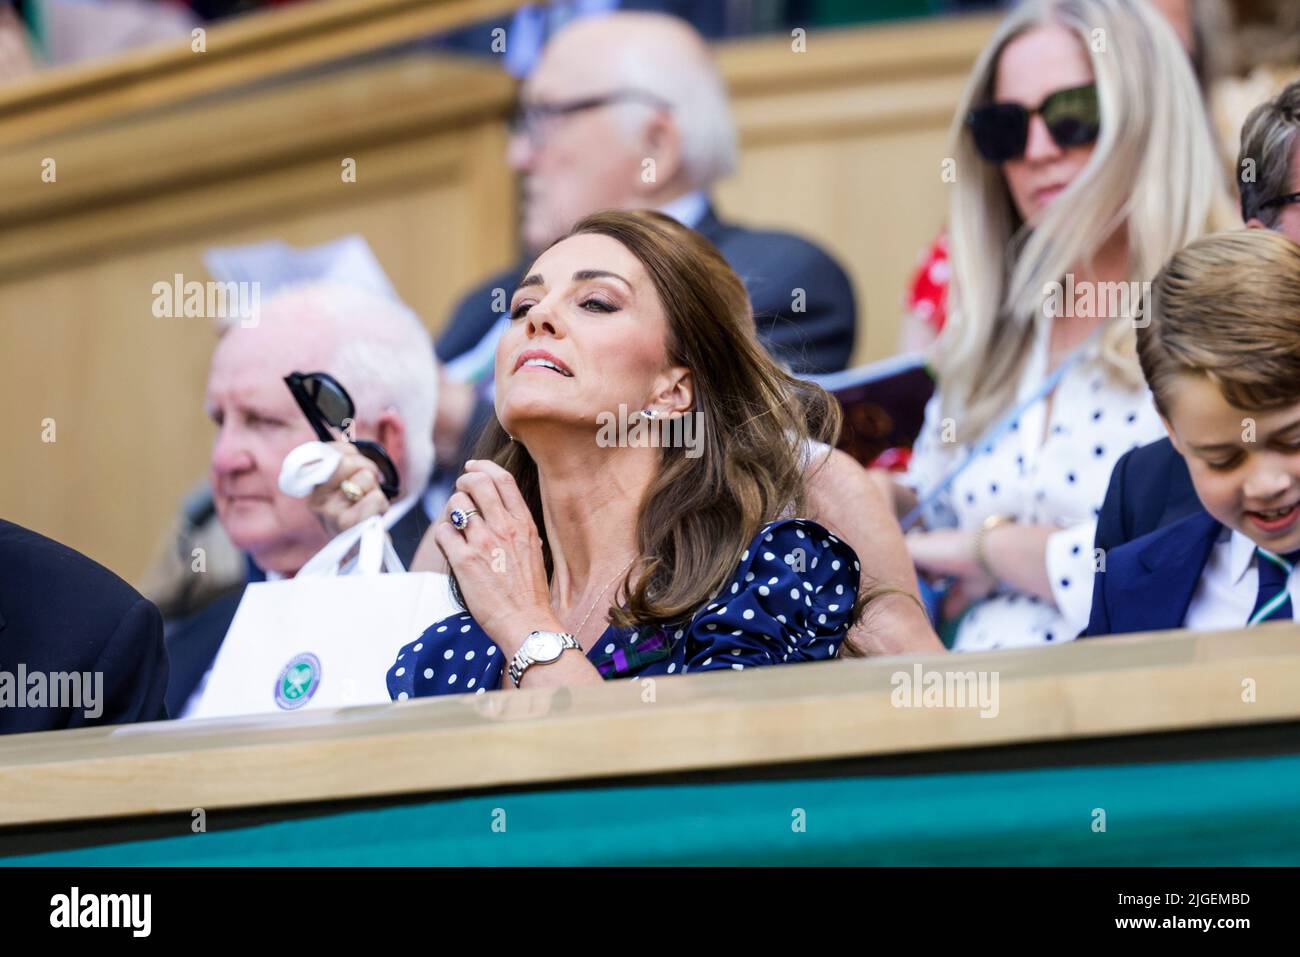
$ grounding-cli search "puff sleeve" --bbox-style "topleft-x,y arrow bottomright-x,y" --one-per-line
681,518 -> 860,673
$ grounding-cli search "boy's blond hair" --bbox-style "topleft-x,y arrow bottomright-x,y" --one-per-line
1139,230 -> 1300,415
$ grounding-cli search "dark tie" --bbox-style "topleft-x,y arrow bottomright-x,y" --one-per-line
1249,547 -> 1300,625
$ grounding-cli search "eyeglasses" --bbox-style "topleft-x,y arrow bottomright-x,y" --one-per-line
283,371 -> 400,500
966,83 -> 1100,163
509,89 -> 672,143
1257,191 -> 1300,215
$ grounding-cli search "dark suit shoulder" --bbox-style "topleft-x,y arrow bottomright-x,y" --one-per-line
1095,437 -> 1186,551
0,520 -> 147,631
704,217 -> 856,373
1095,444 -> 1139,555
436,261 -> 528,363
1124,507 -> 1222,566
711,223 -> 852,299
451,263 -> 526,316
163,588 -> 245,718
0,521 -> 168,731
1123,436 -> 1178,472
1086,509 -> 1220,638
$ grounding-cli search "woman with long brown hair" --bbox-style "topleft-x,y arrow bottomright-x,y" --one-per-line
386,209 -> 863,696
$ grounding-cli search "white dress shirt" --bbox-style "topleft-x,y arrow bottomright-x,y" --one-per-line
1185,526 -> 1300,630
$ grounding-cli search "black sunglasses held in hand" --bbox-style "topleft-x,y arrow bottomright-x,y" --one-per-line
283,371 -> 400,501
966,82 -> 1100,163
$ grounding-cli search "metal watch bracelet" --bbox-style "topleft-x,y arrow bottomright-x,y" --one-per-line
508,631 -> 581,687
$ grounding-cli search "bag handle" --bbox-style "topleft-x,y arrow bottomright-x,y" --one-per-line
297,515 -> 406,578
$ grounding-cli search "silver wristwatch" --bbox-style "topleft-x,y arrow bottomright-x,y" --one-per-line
509,630 -> 581,687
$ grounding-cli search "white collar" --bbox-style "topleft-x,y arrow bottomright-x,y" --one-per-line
1227,526 -> 1263,587
656,190 -> 710,230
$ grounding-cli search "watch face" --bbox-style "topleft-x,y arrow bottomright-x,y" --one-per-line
526,632 -> 564,662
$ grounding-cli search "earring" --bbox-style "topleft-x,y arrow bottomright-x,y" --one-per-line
640,409 -> 659,420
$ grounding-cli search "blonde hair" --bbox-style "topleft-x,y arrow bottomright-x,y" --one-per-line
1139,229 -> 1300,415
939,0 -> 1234,439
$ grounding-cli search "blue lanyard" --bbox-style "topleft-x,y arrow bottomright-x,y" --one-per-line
901,326 -> 1104,532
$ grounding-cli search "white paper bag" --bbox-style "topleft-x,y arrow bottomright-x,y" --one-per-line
186,517 -> 458,719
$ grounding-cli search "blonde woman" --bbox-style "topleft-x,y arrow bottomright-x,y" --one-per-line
881,0 -> 1234,650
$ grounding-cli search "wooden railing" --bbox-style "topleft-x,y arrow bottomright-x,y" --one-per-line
0,0 -> 528,147
2,624 -> 1297,827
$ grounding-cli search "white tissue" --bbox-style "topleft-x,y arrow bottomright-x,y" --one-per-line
278,441 -> 343,498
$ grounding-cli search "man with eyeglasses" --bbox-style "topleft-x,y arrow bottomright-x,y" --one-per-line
1094,77 -> 1300,557
430,12 -> 858,507
1240,81 -> 1300,240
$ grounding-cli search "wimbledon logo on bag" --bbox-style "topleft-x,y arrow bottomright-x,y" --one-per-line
275,652 -> 322,710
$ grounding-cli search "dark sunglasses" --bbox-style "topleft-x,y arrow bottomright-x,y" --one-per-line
283,371 -> 400,501
967,82 -> 1100,163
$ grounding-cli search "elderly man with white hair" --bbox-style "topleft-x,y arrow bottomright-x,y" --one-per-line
433,11 -> 858,484
163,281 -> 437,717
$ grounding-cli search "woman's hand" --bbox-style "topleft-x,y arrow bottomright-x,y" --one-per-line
906,529 -> 996,618
306,441 -> 389,537
906,528 -> 981,579
433,459 -> 559,654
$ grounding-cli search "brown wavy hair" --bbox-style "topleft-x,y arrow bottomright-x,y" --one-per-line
464,208 -> 849,630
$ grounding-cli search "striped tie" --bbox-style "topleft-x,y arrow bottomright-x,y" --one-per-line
1248,547 -> 1300,625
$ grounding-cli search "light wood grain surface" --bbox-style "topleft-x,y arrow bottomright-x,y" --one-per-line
0,0 -> 528,148
1,624 -> 1296,827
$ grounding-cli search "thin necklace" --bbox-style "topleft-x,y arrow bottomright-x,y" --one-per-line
570,555 -> 637,645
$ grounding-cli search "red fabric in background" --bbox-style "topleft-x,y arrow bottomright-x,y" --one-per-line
906,231 -> 950,334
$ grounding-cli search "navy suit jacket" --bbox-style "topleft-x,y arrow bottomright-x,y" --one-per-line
436,205 -> 857,374
163,501 -> 432,717
0,520 -> 169,734
1086,509 -> 1223,637
1094,437 -> 1201,554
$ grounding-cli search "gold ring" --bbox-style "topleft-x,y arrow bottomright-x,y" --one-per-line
340,479 -> 364,503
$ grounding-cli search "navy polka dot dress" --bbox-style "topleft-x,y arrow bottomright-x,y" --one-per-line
387,518 -> 860,699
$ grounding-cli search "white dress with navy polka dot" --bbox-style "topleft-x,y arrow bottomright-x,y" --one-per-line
904,325 -> 1164,650
387,518 -> 860,699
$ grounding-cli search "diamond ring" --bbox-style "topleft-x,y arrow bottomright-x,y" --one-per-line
449,507 -> 480,531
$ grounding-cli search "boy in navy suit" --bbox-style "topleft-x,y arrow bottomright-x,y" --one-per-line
1087,230 -> 1300,636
